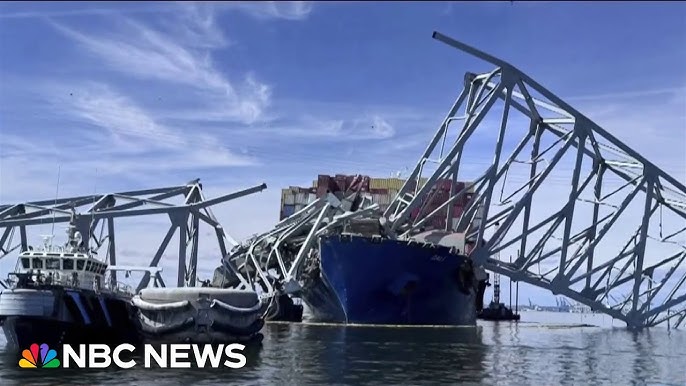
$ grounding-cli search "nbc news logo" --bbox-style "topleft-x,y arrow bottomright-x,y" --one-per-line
18,343 -> 247,369
18,343 -> 60,368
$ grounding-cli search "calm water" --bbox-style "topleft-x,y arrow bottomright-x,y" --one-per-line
0,312 -> 684,385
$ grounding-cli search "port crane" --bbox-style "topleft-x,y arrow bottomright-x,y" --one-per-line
215,32 -> 685,330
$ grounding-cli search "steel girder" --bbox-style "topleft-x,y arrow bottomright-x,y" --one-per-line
0,180 -> 266,293
383,32 -> 686,329
221,192 -> 380,300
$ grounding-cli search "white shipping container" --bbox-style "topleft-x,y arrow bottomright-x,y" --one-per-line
296,193 -> 307,204
308,193 -> 317,203
371,194 -> 381,204
284,194 -> 296,205
294,204 -> 305,212
379,194 -> 390,205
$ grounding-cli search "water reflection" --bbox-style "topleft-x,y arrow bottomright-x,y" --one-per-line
0,314 -> 684,385
263,323 -> 486,385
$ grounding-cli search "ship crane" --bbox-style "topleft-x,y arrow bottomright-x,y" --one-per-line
380,31 -> 686,330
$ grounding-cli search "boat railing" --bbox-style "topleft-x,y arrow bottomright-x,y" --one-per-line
6,270 -> 101,292
109,281 -> 135,296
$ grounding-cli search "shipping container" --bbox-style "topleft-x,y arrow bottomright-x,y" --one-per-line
296,192 -> 309,205
335,175 -> 347,192
283,173 -> 472,223
284,192 -> 296,205
283,204 -> 296,218
379,194 -> 391,206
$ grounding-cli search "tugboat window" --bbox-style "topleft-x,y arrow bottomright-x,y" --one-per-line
46,258 -> 60,270
63,259 -> 74,270
85,261 -> 92,271
77,260 -> 85,270
32,258 -> 43,269
21,258 -> 30,269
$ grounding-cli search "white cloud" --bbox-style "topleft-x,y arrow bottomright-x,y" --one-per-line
49,8 -> 271,126
0,1 -> 315,22
280,114 -> 396,140
222,2 -> 314,21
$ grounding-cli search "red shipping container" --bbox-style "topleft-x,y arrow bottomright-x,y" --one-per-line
335,176 -> 347,192
316,176 -> 333,198
317,174 -> 329,187
410,207 -> 421,221
361,176 -> 371,190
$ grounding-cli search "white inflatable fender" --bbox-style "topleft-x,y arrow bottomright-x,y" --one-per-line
210,298 -> 263,314
132,296 -> 190,311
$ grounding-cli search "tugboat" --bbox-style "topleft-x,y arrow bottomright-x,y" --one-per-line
0,210 -> 141,350
477,300 -> 521,321
476,264 -> 520,322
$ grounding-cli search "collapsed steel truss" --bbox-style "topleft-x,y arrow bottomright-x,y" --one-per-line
223,192 -> 380,299
0,180 -> 266,292
383,32 -> 686,329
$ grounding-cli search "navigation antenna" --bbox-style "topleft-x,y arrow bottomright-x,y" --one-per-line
49,165 -> 62,243
90,168 -> 98,252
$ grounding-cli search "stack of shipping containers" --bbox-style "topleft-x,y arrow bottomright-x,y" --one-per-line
280,174 -> 478,232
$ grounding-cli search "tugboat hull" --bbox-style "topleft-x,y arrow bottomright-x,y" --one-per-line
0,288 -> 139,350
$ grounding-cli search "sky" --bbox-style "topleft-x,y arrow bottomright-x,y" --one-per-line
0,1 -> 685,307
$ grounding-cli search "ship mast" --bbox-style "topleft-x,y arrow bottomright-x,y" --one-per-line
492,222 -> 501,305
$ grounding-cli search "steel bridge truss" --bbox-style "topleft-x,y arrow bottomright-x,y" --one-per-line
383,32 -> 686,329
0,180 -> 266,293
222,192 -> 380,299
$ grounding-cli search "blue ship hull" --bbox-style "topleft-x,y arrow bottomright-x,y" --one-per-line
300,235 -> 478,326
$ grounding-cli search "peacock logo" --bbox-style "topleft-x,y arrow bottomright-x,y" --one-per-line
19,343 -> 61,368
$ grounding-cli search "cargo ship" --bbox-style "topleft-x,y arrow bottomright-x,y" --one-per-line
282,174 -> 489,325
0,211 -> 140,350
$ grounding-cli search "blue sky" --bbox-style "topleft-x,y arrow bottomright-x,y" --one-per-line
1,1 -> 685,307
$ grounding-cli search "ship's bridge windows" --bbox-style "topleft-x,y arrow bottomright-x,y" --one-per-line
46,258 -> 60,270
63,258 -> 74,270
76,260 -> 85,270
32,258 -> 43,269
85,261 -> 92,272
21,258 -> 30,269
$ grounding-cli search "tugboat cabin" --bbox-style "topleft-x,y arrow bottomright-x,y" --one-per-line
15,250 -> 107,292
